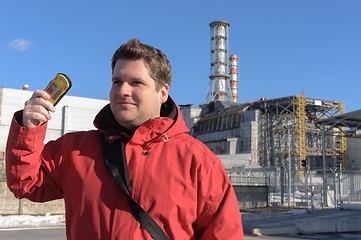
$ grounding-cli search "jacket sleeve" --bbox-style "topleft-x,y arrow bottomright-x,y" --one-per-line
6,111 -> 63,202
195,152 -> 244,240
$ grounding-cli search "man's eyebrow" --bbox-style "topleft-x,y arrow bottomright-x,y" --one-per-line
111,76 -> 144,81
125,76 -> 145,82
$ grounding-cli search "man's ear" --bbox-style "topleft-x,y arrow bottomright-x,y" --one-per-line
159,84 -> 169,103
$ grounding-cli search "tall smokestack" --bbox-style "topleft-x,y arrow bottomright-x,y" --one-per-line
207,21 -> 230,102
229,54 -> 239,102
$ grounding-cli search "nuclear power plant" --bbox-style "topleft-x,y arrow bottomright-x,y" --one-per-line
183,20 -> 345,170
180,20 -> 361,208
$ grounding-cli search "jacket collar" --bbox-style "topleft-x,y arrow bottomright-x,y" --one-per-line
93,96 -> 189,143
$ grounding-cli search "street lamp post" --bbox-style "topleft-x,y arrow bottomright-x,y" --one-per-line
322,122 -> 328,207
287,126 -> 291,207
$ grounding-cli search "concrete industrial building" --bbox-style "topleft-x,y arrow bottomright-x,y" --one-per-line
183,20 -> 349,173
182,96 -> 346,171
181,20 -> 361,208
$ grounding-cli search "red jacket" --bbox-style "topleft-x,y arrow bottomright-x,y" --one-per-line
6,97 -> 244,239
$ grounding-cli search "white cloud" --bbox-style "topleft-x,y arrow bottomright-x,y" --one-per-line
7,39 -> 32,51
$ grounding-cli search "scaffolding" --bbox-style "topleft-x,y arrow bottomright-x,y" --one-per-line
255,96 -> 345,172
190,95 -> 346,207
191,95 -> 345,175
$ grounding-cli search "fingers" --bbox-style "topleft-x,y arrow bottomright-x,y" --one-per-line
29,90 -> 56,111
22,90 -> 56,128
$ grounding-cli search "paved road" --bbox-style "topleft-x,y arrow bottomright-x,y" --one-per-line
0,228 -> 317,240
246,233 -> 361,240
1,228 -> 361,240
0,228 -> 66,240
242,207 -> 361,240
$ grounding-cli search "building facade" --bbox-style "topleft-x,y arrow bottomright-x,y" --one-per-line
0,87 -> 109,214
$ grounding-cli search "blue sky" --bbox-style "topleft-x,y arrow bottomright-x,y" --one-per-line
1,1 -> 360,112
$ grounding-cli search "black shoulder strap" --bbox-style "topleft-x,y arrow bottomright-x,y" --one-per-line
101,136 -> 170,240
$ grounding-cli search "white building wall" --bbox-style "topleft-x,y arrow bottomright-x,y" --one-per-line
0,87 -> 109,215
218,153 -> 252,170
179,105 -> 201,132
347,137 -> 361,170
0,87 -> 109,148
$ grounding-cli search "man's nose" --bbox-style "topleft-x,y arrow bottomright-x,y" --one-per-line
118,82 -> 131,96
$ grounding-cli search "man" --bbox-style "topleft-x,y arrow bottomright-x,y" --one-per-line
6,39 -> 244,239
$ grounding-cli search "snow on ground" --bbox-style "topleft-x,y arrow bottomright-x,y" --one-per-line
0,214 -> 65,230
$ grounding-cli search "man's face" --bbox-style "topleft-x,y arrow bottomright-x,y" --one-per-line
110,59 -> 169,131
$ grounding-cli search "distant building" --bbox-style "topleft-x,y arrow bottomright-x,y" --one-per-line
0,87 -> 109,215
0,87 -> 109,146
180,96 -> 354,174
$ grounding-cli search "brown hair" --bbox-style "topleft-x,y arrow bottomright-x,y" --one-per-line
111,39 -> 172,90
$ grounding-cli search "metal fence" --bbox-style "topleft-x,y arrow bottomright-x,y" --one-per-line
2,158 -> 361,214
0,157 -> 65,215
0,181 -> 65,215
339,170 -> 361,205
228,168 -> 361,209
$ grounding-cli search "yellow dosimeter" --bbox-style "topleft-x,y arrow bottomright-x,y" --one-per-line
44,73 -> 72,106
